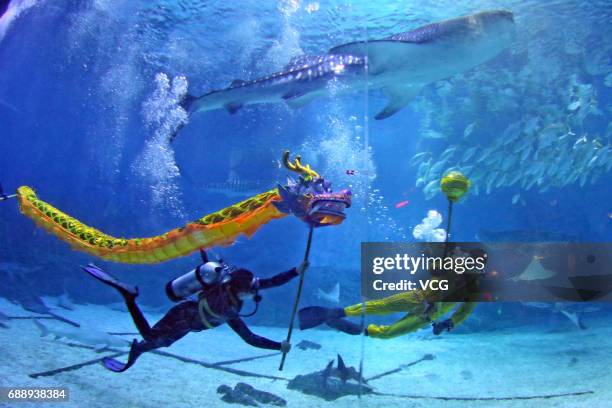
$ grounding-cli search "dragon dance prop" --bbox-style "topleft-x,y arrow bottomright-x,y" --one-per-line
5,151 -> 351,264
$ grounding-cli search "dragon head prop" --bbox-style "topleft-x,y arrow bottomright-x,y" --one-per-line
273,151 -> 351,227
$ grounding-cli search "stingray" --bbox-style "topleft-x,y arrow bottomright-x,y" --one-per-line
287,354 -> 372,401
178,10 -> 514,138
512,257 -> 557,282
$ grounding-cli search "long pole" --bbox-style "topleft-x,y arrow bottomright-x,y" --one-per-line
443,199 -> 454,259
278,224 -> 314,371
445,199 -> 453,243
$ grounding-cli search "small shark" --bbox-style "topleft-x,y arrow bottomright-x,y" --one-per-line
183,10 -> 514,124
522,302 -> 599,330
296,339 -> 322,350
34,320 -> 130,350
316,282 -> 340,304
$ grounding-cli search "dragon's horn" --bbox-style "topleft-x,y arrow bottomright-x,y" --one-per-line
282,150 -> 320,180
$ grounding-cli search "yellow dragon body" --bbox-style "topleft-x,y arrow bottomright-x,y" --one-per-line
11,152 -> 351,264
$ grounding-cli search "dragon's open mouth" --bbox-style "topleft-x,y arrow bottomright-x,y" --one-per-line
307,191 -> 351,226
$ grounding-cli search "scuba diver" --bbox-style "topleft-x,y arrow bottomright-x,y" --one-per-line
82,250 -> 307,372
299,246 -> 486,339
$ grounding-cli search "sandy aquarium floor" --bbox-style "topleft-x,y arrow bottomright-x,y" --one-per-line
0,297 -> 610,408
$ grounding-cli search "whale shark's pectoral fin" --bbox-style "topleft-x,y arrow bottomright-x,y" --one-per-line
283,91 -> 319,109
375,85 -> 421,120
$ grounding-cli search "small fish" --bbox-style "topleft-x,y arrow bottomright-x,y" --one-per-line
345,169 -> 369,176
423,130 -> 446,139
316,283 -> 340,303
440,146 -> 458,161
463,122 -> 476,138
296,340 -> 322,350
462,146 -> 478,162
429,161 -> 446,177
395,200 -> 410,209
410,152 -> 430,165
567,100 -> 581,111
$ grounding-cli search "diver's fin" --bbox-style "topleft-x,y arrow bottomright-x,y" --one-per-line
81,264 -> 138,299
199,249 -> 209,263
298,306 -> 344,330
325,317 -> 362,335
375,86 -> 421,120
102,339 -> 142,373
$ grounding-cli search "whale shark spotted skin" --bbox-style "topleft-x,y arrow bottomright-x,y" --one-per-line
185,10 -> 515,121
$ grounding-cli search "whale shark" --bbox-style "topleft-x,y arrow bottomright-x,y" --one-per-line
183,10 -> 515,123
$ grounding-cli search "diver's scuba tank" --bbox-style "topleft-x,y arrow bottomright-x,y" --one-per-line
165,261 -> 225,302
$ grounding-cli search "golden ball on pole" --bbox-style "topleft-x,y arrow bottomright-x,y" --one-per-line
440,171 -> 471,202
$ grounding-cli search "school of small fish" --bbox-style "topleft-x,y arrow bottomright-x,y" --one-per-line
408,18 -> 612,203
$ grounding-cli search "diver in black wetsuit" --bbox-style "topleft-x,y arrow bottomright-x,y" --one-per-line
82,252 -> 306,372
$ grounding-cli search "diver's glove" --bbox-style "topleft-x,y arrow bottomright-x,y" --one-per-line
432,319 -> 454,335
280,340 -> 291,354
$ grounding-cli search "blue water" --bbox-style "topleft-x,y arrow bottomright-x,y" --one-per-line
0,0 -> 611,406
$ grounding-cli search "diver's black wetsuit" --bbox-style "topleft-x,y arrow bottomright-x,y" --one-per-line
125,268 -> 298,354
